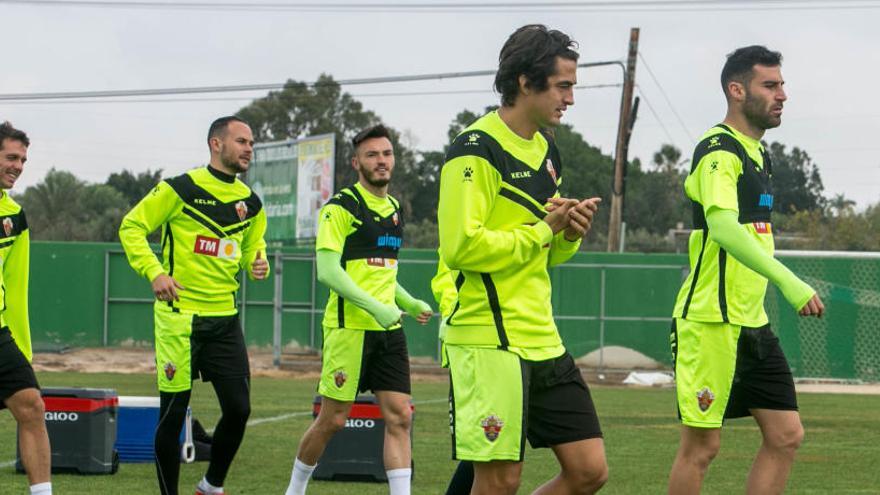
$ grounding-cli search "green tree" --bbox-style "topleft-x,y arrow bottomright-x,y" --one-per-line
106,169 -> 163,206
15,169 -> 128,241
765,141 -> 825,213
236,74 -> 381,190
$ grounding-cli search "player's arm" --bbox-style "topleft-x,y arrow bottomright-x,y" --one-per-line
438,156 -> 571,272
118,181 -> 181,282
706,208 -> 817,312
695,150 -> 819,314
119,182 -> 187,301
430,252 -> 458,318
240,208 -> 269,280
548,230 -> 582,267
316,249 -> 401,329
395,283 -> 432,325
315,203 -> 400,328
4,225 -> 32,361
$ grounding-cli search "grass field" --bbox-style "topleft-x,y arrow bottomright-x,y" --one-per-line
1,372 -> 879,494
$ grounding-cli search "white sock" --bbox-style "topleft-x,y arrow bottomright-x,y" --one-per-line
29,482 -> 52,495
386,468 -> 412,495
197,477 -> 223,494
285,458 -> 317,495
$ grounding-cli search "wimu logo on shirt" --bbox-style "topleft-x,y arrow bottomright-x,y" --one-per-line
377,234 -> 402,250
758,194 -> 774,209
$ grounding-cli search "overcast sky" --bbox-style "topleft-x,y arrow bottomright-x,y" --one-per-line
3,0 -> 879,209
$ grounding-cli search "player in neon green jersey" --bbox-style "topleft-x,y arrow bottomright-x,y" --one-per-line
668,46 -> 825,495
438,25 -> 606,495
285,125 -> 433,495
0,122 -> 53,495
120,116 -> 269,495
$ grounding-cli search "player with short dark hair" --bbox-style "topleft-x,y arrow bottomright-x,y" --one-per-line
119,116 -> 270,495
438,25 -> 606,495
0,121 -> 53,495
667,46 -> 824,494
284,124 -> 432,495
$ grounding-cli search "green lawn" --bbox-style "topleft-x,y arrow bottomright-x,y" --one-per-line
1,372 -> 878,494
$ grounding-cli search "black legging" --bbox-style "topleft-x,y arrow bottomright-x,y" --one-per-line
155,377 -> 251,495
445,461 -> 474,495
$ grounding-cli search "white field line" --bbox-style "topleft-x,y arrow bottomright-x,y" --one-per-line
1,398 -> 449,467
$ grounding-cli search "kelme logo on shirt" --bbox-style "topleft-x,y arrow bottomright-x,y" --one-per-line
511,171 -> 532,179
463,166 -> 473,182
481,414 -> 504,442
465,133 -> 480,146
708,136 -> 721,148
194,235 -> 238,259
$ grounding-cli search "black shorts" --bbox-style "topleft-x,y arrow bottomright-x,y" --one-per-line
524,352 -> 603,448
725,325 -> 798,419
358,329 -> 411,395
191,313 -> 250,383
0,327 -> 39,409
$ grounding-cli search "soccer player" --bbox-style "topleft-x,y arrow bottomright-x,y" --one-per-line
0,122 -> 52,495
667,46 -> 825,494
430,254 -> 473,495
119,116 -> 269,495
285,125 -> 433,495
437,25 -> 607,495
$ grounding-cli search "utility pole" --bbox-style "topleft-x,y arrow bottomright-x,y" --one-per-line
607,28 -> 640,253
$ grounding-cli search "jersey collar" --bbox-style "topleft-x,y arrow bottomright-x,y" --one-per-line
206,165 -> 236,184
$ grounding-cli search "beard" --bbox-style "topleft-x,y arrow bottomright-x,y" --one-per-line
361,166 -> 391,188
220,150 -> 248,174
743,91 -> 781,130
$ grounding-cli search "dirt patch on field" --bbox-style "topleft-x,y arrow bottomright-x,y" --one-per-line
30,347 -> 447,381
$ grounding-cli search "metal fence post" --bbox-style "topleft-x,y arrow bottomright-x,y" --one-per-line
103,250 -> 110,347
598,269 -> 607,377
273,251 -> 283,367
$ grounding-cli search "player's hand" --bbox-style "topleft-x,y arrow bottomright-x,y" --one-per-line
798,293 -> 825,318
152,274 -> 184,302
542,198 -> 577,234
251,251 -> 269,280
374,303 -> 404,329
559,197 -> 602,241
407,300 -> 433,325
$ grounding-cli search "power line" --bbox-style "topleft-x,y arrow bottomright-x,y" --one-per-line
0,84 -> 622,105
0,62 -> 621,102
638,51 -> 695,144
635,86 -> 678,148
1,0 -> 879,11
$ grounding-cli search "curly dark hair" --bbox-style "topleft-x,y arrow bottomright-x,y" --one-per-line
494,24 -> 579,107
721,45 -> 783,97
0,121 -> 29,149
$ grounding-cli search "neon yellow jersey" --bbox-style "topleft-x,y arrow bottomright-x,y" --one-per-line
0,192 -> 32,361
318,182 -> 403,331
119,166 -> 269,315
673,124 -> 774,327
438,111 -> 581,361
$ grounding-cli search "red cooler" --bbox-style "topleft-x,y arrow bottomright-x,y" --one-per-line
17,387 -> 119,474
311,395 -> 414,482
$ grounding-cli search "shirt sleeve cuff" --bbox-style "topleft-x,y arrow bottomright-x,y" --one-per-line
145,265 -> 166,282
532,221 -> 554,244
